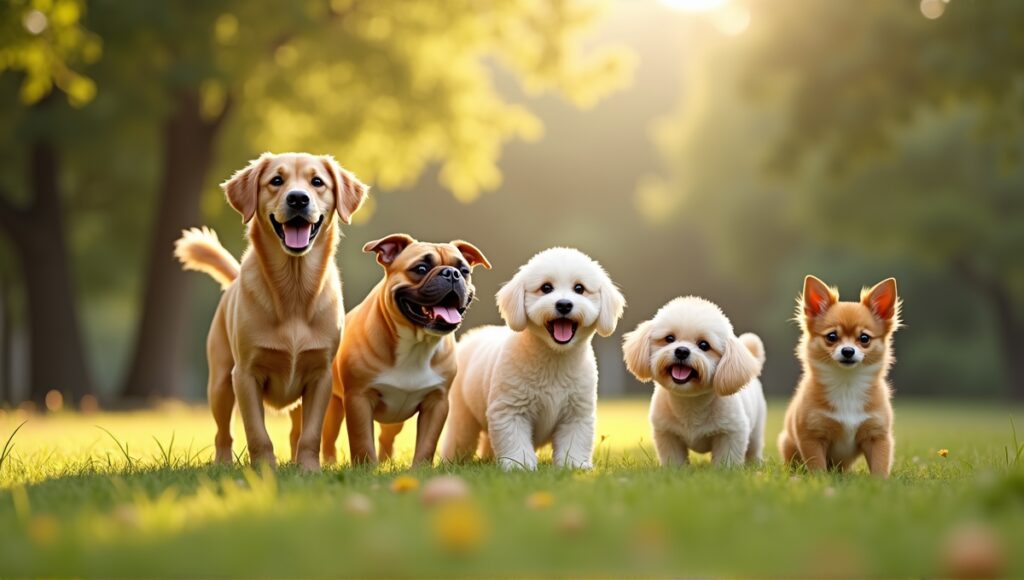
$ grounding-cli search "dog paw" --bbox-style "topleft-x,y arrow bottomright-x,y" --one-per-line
499,456 -> 537,471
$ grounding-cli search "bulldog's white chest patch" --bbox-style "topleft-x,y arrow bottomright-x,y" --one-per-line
371,328 -> 444,423
815,362 -> 880,461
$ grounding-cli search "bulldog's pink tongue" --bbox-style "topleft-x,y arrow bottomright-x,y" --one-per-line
552,319 -> 575,342
432,305 -> 462,325
671,364 -> 693,381
283,222 -> 312,249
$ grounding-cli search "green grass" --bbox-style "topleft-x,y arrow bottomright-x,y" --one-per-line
1,399 -> 1022,577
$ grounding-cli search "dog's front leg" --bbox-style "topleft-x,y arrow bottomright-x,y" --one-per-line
711,432 -> 748,467
860,433 -> 893,478
412,389 -> 449,466
294,374 -> 332,472
551,417 -> 595,470
487,408 -> 537,471
345,390 -> 378,465
796,436 -> 828,472
231,368 -> 276,468
654,430 -> 689,466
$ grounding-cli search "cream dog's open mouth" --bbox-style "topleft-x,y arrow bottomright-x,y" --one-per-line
545,318 -> 578,344
667,363 -> 697,385
270,214 -> 324,252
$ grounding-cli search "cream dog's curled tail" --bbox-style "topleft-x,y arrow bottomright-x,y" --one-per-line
739,332 -> 766,367
174,227 -> 240,290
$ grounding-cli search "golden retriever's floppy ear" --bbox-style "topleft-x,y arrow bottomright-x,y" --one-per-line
713,334 -> 763,397
861,278 -> 899,323
621,319 -> 654,382
801,275 -> 837,319
496,271 -> 528,331
451,240 -> 492,270
363,233 -> 415,267
596,274 -> 626,338
321,156 -> 368,225
222,153 -> 271,223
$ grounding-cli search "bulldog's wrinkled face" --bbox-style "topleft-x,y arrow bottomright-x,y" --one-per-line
365,234 -> 491,336
222,152 -> 368,256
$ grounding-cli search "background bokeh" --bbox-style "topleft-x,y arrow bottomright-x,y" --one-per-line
1,0 -> 1022,407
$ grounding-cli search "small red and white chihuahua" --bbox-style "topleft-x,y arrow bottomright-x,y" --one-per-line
779,275 -> 901,477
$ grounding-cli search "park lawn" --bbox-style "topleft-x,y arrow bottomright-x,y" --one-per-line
0,399 -> 1022,577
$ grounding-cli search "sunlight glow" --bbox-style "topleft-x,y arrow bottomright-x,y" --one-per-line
660,0 -> 728,13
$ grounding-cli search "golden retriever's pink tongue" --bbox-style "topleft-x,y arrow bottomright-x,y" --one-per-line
671,364 -> 693,381
552,320 -> 574,342
432,306 -> 462,324
283,222 -> 312,249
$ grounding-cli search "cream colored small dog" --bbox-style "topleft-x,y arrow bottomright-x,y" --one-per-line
622,297 -> 766,467
442,248 -> 625,470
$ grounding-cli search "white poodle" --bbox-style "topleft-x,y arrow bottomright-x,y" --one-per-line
441,248 -> 626,470
622,297 -> 766,467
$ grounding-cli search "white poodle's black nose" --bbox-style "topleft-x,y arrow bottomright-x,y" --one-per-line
841,347 -> 856,359
555,299 -> 573,315
286,191 -> 310,209
675,347 -> 690,360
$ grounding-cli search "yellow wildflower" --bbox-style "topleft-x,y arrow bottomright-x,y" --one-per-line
526,490 -> 555,510
938,449 -> 949,458
389,475 -> 420,493
432,501 -> 487,553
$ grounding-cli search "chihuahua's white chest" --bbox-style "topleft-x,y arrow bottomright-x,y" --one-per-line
816,362 -> 879,461
371,329 -> 444,423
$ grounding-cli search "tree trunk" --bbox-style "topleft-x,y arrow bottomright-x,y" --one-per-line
120,90 -> 229,400
0,274 -> 10,405
0,142 -> 94,407
989,283 -> 1024,400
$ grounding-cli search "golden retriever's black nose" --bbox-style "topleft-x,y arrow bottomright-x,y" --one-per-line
555,299 -> 573,315
286,191 -> 310,209
675,347 -> 690,360
841,347 -> 856,359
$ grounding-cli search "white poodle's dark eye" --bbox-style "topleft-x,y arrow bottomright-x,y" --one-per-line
573,283 -> 585,294
698,340 -> 711,352
269,175 -> 284,186
664,335 -> 675,344
826,332 -> 838,343
541,283 -> 554,294
311,176 -> 324,187
859,333 -> 871,345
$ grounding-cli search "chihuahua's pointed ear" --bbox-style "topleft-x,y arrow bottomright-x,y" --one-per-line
452,240 -> 492,270
222,153 -> 271,223
622,320 -> 654,382
363,233 -> 415,267
713,333 -> 763,397
322,156 -> 368,225
862,278 -> 899,321
597,274 -> 626,338
496,271 -> 528,331
802,275 -> 837,318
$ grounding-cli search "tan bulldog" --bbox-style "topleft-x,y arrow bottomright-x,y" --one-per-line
322,233 -> 491,466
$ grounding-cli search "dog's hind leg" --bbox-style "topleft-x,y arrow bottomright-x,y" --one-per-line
441,390 -> 482,463
378,422 -> 404,462
288,405 -> 303,462
207,307 -> 235,465
321,394 -> 345,465
777,430 -> 799,467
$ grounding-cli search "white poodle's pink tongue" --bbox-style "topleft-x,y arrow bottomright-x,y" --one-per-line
671,364 -> 693,381
552,320 -> 574,342
283,222 -> 312,249
432,305 -> 462,324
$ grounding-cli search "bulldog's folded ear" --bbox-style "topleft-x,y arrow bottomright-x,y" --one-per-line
222,153 -> 272,223
321,156 -> 368,225
451,240 -> 492,270
363,233 -> 415,266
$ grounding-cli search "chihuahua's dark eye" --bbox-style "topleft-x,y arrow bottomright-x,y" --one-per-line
573,283 -> 585,294
859,333 -> 870,345
311,176 -> 324,187
541,283 -> 554,294
826,332 -> 838,343
698,340 -> 711,352
665,335 -> 675,344
413,264 -> 429,275
269,175 -> 284,186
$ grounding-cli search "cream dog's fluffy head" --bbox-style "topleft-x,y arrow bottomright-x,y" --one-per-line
622,297 -> 763,397
496,247 -> 625,349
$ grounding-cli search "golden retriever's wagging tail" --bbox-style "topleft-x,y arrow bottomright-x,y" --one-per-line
174,226 -> 240,290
